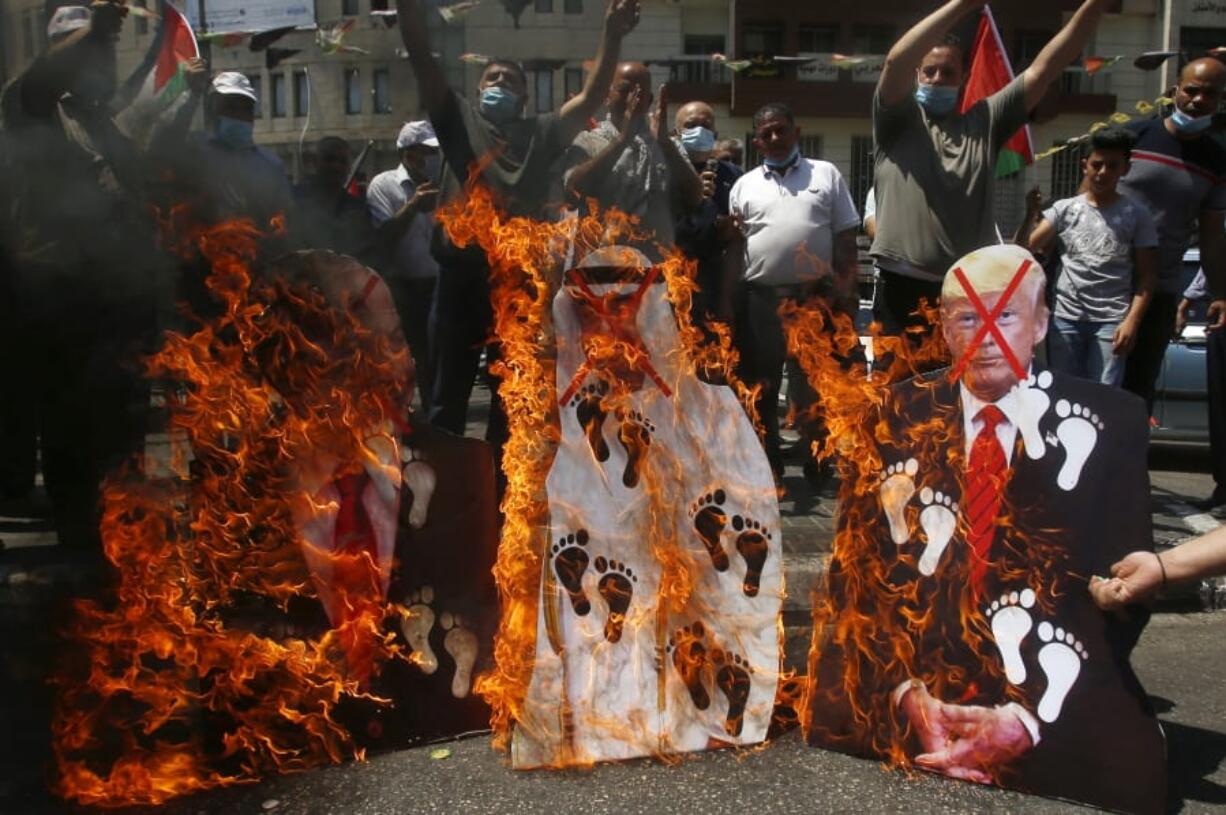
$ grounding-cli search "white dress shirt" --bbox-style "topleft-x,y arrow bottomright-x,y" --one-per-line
959,383 -> 1025,465
366,164 -> 439,281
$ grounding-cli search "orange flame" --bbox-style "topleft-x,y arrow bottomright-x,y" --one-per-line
51,212 -> 411,806
782,296 -> 1067,774
435,187 -> 757,758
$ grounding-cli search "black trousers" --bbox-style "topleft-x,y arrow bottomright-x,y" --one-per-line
4,288 -> 152,548
386,276 -> 436,416
1123,291 -> 1180,413
733,283 -> 821,476
426,263 -> 507,453
1209,324 -> 1226,492
871,269 -> 943,336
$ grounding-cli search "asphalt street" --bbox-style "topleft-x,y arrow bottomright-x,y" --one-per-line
2,382 -> 1224,814
64,613 -> 1216,815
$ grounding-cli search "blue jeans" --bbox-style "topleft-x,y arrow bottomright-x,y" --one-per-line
1047,317 -> 1126,386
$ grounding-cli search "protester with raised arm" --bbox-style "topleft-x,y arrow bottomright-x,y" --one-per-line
395,0 -> 641,446
870,0 -> 1109,336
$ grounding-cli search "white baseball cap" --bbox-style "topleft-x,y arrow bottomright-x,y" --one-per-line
396,120 -> 439,149
211,71 -> 258,102
47,5 -> 90,40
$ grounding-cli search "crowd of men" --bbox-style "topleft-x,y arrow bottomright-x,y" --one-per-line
1,0 -> 1225,561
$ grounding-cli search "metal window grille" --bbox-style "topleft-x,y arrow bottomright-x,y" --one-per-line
1050,142 -> 1085,201
850,135 -> 874,222
345,68 -> 361,115
293,70 -> 309,116
373,69 -> 391,113
534,69 -> 554,113
564,68 -> 583,101
270,73 -> 286,118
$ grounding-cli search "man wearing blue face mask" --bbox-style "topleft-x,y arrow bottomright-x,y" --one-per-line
191,72 -> 292,231
396,0 -> 640,451
871,0 -> 1108,340
1117,58 -> 1226,422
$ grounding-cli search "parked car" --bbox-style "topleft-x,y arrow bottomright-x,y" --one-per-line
1150,248 -> 1210,444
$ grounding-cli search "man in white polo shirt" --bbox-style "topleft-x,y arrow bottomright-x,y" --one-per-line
725,102 -> 860,480
367,120 -> 442,413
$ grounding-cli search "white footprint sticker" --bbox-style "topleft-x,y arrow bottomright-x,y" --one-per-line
401,447 -> 437,530
1053,400 -> 1103,491
440,611 -> 479,699
1035,620 -> 1087,723
917,487 -> 958,576
880,458 -> 919,545
1019,371 -> 1053,460
985,588 -> 1036,685
402,585 -> 438,674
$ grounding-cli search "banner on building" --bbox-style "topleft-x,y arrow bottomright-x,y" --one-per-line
183,0 -> 316,35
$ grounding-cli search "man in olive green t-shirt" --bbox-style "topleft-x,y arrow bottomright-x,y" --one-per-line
871,0 -> 1110,335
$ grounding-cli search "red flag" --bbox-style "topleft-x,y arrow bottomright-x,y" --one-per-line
959,6 -> 1034,177
153,2 -> 199,95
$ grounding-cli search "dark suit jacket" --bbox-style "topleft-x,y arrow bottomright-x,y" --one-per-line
806,369 -> 1165,814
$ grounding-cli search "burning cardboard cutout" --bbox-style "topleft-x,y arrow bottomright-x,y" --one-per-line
801,245 -> 1165,813
51,236 -> 498,806
511,247 -> 783,766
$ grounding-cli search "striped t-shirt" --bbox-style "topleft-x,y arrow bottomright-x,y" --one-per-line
1118,117 -> 1226,294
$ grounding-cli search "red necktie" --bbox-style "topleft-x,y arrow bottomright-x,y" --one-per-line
965,405 -> 1010,594
334,472 -> 376,558
332,472 -> 381,683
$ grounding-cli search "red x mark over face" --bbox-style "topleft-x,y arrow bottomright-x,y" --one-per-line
557,267 -> 673,406
947,258 -> 1032,384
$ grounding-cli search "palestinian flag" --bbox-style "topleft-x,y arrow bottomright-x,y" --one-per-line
116,0 -> 199,116
958,5 -> 1034,178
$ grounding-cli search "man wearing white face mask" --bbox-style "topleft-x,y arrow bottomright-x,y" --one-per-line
367,120 -> 443,415
871,0 -> 1108,339
396,0 -> 641,450
1117,58 -> 1226,418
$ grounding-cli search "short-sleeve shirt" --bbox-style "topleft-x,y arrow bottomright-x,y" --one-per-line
870,75 -> 1028,281
728,157 -> 860,287
1118,116 -> 1226,294
429,90 -> 574,266
1042,192 -> 1159,322
563,119 -> 676,246
366,165 -> 440,281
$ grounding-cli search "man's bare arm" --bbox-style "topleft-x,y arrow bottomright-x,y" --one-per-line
396,0 -> 449,114
1200,209 -> 1226,330
558,0 -> 640,135
878,0 -> 985,108
1020,0 -> 1109,112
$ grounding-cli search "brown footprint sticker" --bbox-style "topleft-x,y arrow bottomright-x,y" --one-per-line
690,490 -> 730,571
594,556 -> 636,642
551,530 -> 591,615
667,621 -> 710,710
711,647 -> 753,737
731,515 -> 771,598
568,380 -> 609,462
615,409 -> 655,489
